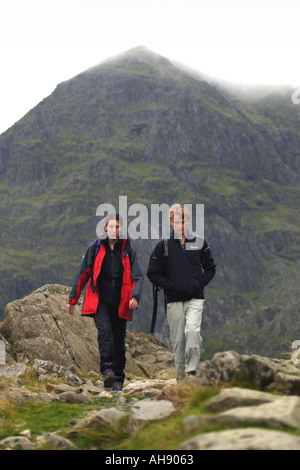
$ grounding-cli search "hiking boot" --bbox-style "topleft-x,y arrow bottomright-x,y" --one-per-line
111,381 -> 123,393
103,369 -> 115,388
186,371 -> 196,376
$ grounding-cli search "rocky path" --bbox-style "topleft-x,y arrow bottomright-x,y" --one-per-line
0,361 -> 178,450
1,351 -> 300,450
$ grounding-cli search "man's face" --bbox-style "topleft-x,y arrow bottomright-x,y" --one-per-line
106,219 -> 121,240
171,214 -> 188,239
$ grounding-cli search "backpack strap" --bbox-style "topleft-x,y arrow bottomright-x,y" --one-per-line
90,239 -> 101,293
164,238 -> 168,256
150,239 -> 169,334
162,238 -> 169,274
93,238 -> 101,260
150,283 -> 159,334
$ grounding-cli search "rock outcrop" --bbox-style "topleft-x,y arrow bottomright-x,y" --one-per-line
179,428 -> 300,451
127,400 -> 176,433
196,350 -> 300,394
0,284 -> 175,379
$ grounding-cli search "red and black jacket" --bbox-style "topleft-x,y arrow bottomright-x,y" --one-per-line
69,237 -> 143,320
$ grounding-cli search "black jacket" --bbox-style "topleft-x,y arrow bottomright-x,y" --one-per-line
97,238 -> 124,307
147,233 -> 216,303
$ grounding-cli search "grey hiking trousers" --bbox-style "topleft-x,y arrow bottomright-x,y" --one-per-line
167,298 -> 204,380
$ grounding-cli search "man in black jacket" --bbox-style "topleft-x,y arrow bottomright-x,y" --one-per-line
147,204 -> 216,381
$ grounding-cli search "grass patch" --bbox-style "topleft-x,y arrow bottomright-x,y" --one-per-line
0,402 -> 84,441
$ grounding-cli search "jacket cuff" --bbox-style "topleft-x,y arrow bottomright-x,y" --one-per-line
68,298 -> 77,305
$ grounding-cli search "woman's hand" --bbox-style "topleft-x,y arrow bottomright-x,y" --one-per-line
67,304 -> 74,315
129,298 -> 138,310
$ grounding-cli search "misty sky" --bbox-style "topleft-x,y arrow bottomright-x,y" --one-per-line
1,0 -> 299,135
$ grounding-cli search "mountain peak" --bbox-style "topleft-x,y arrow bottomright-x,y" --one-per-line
90,46 -> 172,71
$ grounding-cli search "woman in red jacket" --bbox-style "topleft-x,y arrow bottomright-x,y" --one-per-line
67,213 -> 143,392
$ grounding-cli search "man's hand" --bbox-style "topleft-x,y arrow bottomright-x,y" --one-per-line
67,304 -> 74,315
129,298 -> 138,310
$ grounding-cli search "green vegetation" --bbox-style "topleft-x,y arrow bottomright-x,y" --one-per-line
0,401 -> 83,441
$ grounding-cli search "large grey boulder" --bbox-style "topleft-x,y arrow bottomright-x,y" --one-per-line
0,332 -> 15,365
0,363 -> 28,378
1,284 -> 98,372
216,396 -> 300,430
205,387 -> 279,412
179,428 -> 300,450
127,399 -> 176,433
68,408 -> 127,435
184,393 -> 300,433
0,284 -> 175,377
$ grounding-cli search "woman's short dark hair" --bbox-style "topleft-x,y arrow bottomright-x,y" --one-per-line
104,212 -> 123,226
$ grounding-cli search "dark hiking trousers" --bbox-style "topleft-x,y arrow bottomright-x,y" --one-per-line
94,302 -> 127,383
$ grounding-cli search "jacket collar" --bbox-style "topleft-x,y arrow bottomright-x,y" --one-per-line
170,227 -> 197,243
101,236 -> 130,256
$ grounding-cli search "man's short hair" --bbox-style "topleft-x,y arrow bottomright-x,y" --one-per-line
169,204 -> 191,223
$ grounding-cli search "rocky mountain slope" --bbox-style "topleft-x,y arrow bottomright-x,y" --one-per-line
0,285 -> 300,448
0,46 -> 300,357
1,284 -> 300,450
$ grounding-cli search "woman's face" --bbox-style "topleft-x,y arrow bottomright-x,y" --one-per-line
105,219 -> 121,240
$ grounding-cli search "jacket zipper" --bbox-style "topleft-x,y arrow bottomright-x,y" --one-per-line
181,240 -> 192,297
